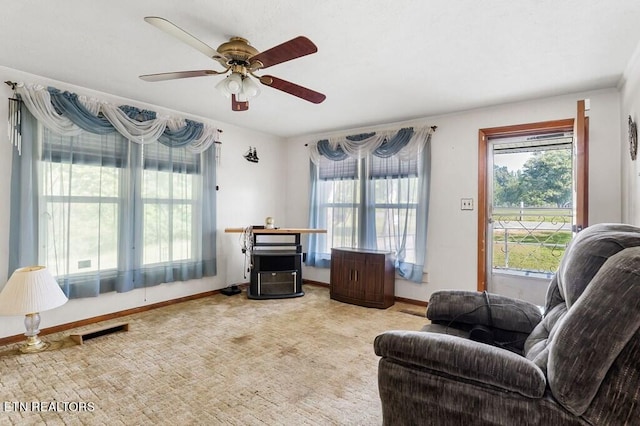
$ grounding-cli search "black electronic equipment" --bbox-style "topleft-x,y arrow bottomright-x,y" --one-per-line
221,285 -> 241,296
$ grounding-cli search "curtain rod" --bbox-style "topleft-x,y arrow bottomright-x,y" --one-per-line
303,125 -> 437,146
4,80 -> 223,134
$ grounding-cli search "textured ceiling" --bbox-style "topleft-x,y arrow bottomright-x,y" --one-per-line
2,0 -> 640,137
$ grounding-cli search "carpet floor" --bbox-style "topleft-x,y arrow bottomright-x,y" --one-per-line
0,284 -> 427,425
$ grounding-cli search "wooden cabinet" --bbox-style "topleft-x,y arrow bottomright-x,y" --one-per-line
330,248 -> 395,308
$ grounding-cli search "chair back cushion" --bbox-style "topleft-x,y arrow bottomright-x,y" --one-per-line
547,247 -> 640,415
552,223 -> 640,309
526,224 -> 640,366
524,224 -> 640,416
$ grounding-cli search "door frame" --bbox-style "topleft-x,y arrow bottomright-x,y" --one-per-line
476,115 -> 587,291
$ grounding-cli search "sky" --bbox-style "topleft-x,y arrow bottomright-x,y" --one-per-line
494,151 -> 531,172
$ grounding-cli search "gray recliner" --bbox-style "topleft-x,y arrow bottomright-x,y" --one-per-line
374,223 -> 640,425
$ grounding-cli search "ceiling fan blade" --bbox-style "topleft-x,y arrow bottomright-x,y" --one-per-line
139,70 -> 225,82
259,75 -> 326,104
144,16 -> 228,65
250,36 -> 317,70
231,94 -> 249,111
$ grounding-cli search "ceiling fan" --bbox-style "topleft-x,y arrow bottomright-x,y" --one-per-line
139,16 -> 326,111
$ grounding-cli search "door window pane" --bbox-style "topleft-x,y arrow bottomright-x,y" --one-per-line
491,138 -> 573,275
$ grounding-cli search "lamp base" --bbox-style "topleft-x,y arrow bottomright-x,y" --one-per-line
19,312 -> 49,353
19,335 -> 49,353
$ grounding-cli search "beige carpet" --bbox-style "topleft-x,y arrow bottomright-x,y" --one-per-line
0,285 -> 427,425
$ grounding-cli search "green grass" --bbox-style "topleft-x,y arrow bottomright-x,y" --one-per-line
492,231 -> 568,273
492,228 -> 571,273
492,243 -> 566,273
491,210 -> 573,272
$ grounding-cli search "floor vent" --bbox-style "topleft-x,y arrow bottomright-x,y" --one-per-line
70,322 -> 129,345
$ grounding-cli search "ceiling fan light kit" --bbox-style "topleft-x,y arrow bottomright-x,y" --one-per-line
140,17 -> 326,111
216,73 -> 243,97
240,76 -> 260,99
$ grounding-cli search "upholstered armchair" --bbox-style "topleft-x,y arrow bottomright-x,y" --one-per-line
374,223 -> 640,425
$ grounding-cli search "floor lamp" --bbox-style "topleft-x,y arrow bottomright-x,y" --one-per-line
0,266 -> 68,353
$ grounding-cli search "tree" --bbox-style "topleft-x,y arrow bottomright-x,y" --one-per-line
493,165 -> 522,207
519,150 -> 572,207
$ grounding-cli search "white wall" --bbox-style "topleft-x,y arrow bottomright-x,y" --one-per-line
286,88 -> 622,303
620,43 -> 640,225
0,66 -> 287,338
0,65 -> 628,339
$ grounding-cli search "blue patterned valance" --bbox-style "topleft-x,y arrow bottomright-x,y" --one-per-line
15,83 -> 220,153
310,126 -> 434,163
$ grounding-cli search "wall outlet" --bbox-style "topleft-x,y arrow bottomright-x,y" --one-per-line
461,198 -> 474,210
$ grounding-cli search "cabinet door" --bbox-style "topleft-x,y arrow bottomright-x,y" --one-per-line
362,254 -> 384,303
330,251 -> 347,297
331,250 -> 366,300
346,252 -> 367,300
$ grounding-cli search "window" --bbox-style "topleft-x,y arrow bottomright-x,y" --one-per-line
40,129 -> 124,277
8,87 -> 219,299
307,129 -> 431,282
34,125 -> 213,298
489,132 -> 574,275
371,155 -> 419,264
141,143 -> 199,265
315,156 -> 360,250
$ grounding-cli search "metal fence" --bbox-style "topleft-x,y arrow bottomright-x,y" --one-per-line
492,207 -> 573,274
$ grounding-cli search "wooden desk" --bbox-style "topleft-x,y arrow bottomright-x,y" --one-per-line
224,228 -> 327,234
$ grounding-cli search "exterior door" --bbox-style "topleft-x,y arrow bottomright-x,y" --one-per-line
477,101 -> 589,303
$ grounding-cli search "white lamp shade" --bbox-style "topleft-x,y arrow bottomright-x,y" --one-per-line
216,73 -> 243,96
0,266 -> 68,316
226,73 -> 243,94
215,78 -> 231,98
241,77 -> 260,99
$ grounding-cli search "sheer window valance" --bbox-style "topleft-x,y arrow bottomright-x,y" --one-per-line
308,125 -> 434,163
14,83 -> 220,153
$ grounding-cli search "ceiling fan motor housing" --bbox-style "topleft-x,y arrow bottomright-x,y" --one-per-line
217,37 -> 259,65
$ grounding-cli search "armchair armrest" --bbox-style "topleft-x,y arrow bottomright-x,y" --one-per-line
427,290 -> 542,334
374,330 -> 546,398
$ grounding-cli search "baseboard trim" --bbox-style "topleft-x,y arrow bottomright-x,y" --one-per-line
302,279 -> 427,307
0,287 -> 239,347
0,281 -> 425,347
395,296 -> 428,307
303,279 -> 329,288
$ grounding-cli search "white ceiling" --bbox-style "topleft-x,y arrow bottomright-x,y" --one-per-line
2,1 -> 640,138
